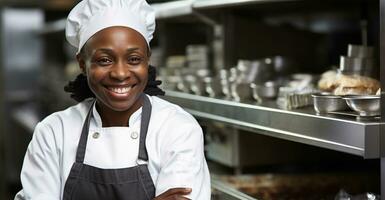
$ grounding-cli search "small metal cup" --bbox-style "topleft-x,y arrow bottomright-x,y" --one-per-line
312,93 -> 349,114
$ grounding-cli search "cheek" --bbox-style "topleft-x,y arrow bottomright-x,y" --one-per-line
87,68 -> 106,85
138,68 -> 149,84
131,65 -> 148,80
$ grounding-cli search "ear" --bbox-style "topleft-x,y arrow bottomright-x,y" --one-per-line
76,53 -> 86,75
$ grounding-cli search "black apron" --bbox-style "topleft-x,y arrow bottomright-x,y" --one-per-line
63,94 -> 156,200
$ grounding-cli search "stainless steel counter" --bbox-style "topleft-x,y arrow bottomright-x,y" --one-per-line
162,90 -> 383,159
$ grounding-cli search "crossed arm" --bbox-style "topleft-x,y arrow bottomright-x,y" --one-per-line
154,188 -> 192,200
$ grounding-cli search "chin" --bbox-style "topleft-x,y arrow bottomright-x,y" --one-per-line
106,100 -> 138,112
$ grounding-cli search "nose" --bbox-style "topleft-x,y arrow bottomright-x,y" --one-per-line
110,61 -> 130,81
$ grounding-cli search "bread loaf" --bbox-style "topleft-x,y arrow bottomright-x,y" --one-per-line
333,75 -> 380,95
318,70 -> 380,95
318,70 -> 337,92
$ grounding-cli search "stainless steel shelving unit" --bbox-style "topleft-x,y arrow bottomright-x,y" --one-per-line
163,90 -> 383,159
157,0 -> 384,198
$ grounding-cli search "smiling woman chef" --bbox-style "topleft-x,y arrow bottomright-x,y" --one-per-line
14,0 -> 211,199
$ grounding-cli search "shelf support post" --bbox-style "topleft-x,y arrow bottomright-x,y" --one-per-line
380,0 -> 385,199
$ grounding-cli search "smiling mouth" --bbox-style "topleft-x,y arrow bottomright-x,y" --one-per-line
106,85 -> 135,94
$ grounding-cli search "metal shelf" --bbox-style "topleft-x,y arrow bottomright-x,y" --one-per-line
36,0 -> 298,30
151,0 -> 297,19
192,0 -> 296,9
152,0 -> 194,19
162,90 -> 383,159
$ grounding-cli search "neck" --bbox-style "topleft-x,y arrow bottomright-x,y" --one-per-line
96,98 -> 143,127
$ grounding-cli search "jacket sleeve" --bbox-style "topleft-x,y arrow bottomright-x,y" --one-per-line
155,114 -> 211,200
15,122 -> 61,200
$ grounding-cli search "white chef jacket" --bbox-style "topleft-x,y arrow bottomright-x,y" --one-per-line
15,95 -> 211,200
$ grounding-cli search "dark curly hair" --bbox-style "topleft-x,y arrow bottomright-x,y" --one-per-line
64,65 -> 165,102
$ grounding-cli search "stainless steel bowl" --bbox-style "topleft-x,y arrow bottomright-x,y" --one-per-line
312,93 -> 349,114
250,81 -> 279,102
343,95 -> 380,116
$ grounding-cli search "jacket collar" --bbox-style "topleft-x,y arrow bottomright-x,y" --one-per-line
90,95 -> 152,127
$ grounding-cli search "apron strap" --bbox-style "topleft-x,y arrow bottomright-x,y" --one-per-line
138,94 -> 152,161
76,100 -> 96,163
75,94 -> 152,164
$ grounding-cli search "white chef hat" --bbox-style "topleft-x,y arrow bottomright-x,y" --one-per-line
66,0 -> 155,53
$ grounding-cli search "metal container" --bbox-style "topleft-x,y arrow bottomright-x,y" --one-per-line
231,82 -> 253,102
250,81 -> 279,102
312,93 -> 349,114
203,77 -> 221,98
347,44 -> 374,58
186,45 -> 209,69
338,69 -> 374,77
343,95 -> 380,116
236,59 -> 274,84
339,56 -> 373,71
185,75 -> 204,95
339,56 -> 374,76
219,69 -> 232,100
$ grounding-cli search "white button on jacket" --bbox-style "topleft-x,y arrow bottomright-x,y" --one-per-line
15,95 -> 211,200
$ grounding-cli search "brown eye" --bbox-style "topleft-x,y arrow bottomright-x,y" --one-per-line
96,57 -> 113,66
127,56 -> 143,65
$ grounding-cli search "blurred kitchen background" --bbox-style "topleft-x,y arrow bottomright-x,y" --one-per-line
0,0 -> 384,199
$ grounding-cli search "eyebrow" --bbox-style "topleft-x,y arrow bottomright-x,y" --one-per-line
94,48 -> 114,54
94,47 -> 141,54
126,47 -> 140,53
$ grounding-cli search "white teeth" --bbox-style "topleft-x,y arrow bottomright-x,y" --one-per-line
109,86 -> 132,94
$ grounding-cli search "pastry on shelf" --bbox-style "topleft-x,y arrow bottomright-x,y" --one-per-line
318,70 -> 338,92
318,70 -> 380,96
333,74 -> 380,95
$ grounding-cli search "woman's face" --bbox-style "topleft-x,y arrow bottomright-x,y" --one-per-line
78,26 -> 149,112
